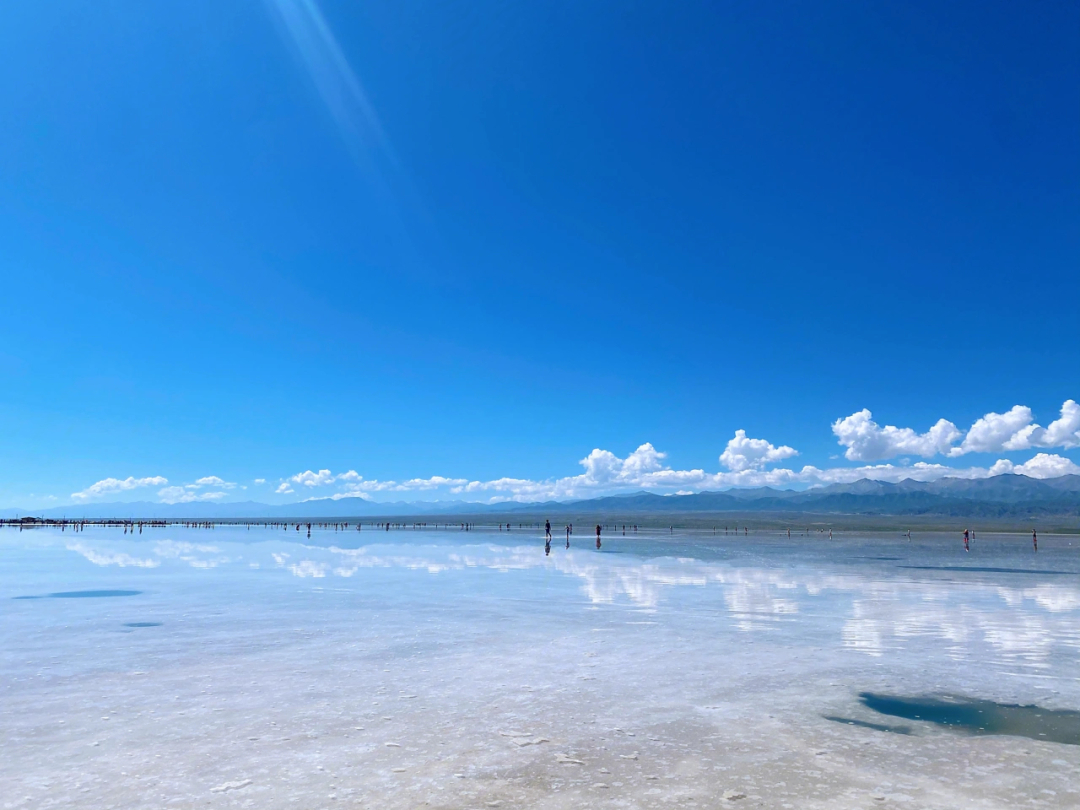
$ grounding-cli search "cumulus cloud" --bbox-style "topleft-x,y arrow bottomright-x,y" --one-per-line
288,560 -> 329,578
831,401 -> 1080,462
1042,400 -> 1080,448
314,490 -> 373,501
986,453 -> 1080,479
282,469 -> 472,498
259,403 -> 1080,504
987,400 -> 1080,453
950,405 -> 1034,456
191,476 -> 236,489
720,430 -> 798,471
71,476 -> 168,501
832,410 -> 962,461
290,469 -> 336,487
296,443 -> 1079,504
157,486 -> 228,504
853,400 -> 1080,459
67,543 -> 160,568
69,473 -> 241,504
449,442 -> 797,501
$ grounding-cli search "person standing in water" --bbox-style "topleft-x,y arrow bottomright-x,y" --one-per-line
545,519 -> 552,543
595,524 -> 602,550
565,524 -> 571,549
963,528 -> 970,552
1033,529 -> 1038,552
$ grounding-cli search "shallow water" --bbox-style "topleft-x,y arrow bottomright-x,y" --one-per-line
858,693 -> 1080,745
3,526 -> 1078,808
14,589 -> 144,599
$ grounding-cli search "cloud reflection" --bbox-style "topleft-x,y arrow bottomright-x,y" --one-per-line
67,543 -> 159,568
313,544 -> 1080,667
62,536 -> 1080,670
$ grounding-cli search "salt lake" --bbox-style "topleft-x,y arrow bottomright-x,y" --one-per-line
3,525 -> 1078,809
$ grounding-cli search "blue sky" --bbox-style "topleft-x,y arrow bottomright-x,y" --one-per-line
1,1 -> 1077,508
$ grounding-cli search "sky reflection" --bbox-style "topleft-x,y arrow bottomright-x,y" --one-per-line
5,529 -> 1074,672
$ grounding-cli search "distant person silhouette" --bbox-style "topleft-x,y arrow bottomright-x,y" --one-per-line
595,524 -> 602,549
566,524 -> 571,549
963,528 -> 970,552
545,520 -> 551,542
1033,529 -> 1037,552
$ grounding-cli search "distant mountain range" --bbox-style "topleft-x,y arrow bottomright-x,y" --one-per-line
561,474 -> 1080,518
4,474 -> 1080,520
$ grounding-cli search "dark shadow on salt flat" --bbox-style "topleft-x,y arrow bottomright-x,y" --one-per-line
14,590 -> 142,600
860,693 -> 1080,745
823,715 -> 912,734
124,622 -> 162,627
899,566 -> 1070,576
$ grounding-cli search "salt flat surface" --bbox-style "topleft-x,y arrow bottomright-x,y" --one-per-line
2,525 -> 1078,809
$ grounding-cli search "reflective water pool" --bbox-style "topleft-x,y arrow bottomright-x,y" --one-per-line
3,526 -> 1078,808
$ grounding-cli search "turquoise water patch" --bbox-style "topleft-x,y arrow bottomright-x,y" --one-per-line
14,590 -> 143,599
860,693 -> 1080,745
899,566 -> 1069,576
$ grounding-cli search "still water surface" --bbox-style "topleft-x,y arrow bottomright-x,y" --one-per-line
3,525 -> 1078,808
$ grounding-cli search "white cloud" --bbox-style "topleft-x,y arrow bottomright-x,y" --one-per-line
155,540 -> 220,555
153,539 -> 230,568
316,491 -> 373,501
399,475 -> 470,490
325,443 -> 1080,504
157,486 -> 228,504
191,476 -> 236,489
945,401 -> 1080,456
950,405 -> 1033,456
71,476 -> 168,501
71,474 -> 240,504
294,472 -> 472,496
720,430 -> 798,471
997,400 -> 1080,453
985,453 -> 1080,480
832,410 -> 962,461
830,401 -> 1080,462
254,478 -> 266,484
288,560 -> 329,578
67,543 -> 160,568
1042,400 -> 1080,448
290,469 -> 335,487
262,404 -> 1080,504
